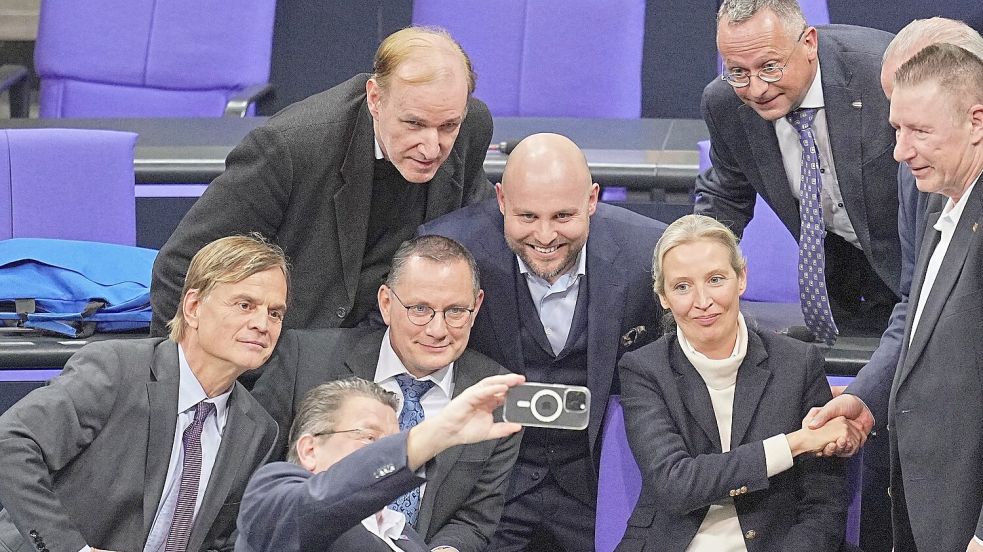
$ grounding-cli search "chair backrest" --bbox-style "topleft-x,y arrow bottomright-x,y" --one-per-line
595,392 -> 862,551
34,0 -> 275,118
697,140 -> 799,303
412,0 -> 645,118
1,128 -> 138,245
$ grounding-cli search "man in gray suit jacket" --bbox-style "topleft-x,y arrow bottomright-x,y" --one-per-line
809,44 -> 983,552
0,235 -> 284,552
151,26 -> 494,335
238,375 -> 525,552
697,0 -> 900,339
251,235 -> 521,552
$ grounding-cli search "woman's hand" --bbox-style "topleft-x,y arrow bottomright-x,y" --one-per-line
786,416 -> 865,457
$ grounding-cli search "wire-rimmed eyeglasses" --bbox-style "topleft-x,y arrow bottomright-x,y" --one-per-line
313,427 -> 381,444
388,288 -> 475,328
721,27 -> 807,88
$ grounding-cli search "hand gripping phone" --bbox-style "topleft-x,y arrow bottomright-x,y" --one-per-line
503,382 -> 591,430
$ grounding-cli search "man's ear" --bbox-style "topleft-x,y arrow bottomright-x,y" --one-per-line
183,289 -> 202,330
495,182 -> 506,215
295,434 -> 318,473
378,285 -> 393,326
366,78 -> 383,119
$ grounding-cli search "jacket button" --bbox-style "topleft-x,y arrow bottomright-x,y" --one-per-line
335,306 -> 347,318
531,471 -> 541,480
744,529 -> 757,540
29,530 -> 38,539
729,489 -> 736,497
740,485 -> 748,494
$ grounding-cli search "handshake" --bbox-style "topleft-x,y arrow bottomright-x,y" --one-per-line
791,393 -> 874,457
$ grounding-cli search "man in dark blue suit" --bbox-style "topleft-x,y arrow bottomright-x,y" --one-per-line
421,133 -> 667,551
236,374 -> 525,552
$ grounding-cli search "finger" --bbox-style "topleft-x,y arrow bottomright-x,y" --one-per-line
806,406 -> 829,429
485,422 -> 523,439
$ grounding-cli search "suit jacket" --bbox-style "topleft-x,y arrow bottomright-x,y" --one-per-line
420,199 -> 667,469
250,328 -> 521,552
150,73 -> 494,334
0,338 -> 278,552
236,432 -> 429,552
617,328 -> 848,552
886,173 -> 983,552
696,25 -> 902,296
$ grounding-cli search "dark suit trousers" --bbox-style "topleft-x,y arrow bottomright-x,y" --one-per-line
825,232 -> 898,337
489,474 -> 594,552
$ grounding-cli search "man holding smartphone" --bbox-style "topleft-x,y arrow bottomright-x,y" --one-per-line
251,235 -> 520,552
421,133 -> 668,551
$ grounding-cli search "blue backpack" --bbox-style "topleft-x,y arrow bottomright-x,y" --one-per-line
0,238 -> 158,338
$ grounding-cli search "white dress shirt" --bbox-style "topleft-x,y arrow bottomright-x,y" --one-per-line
142,345 -> 232,552
774,61 -> 861,249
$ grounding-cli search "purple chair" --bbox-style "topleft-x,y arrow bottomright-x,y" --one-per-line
698,140 -> 799,303
596,392 -> 862,551
1,129 -> 138,245
33,0 -> 275,118
412,0 -> 645,118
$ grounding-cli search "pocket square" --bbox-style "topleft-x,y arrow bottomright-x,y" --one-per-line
621,325 -> 647,347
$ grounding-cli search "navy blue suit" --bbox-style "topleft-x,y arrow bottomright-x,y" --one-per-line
236,432 -> 428,552
421,199 -> 666,548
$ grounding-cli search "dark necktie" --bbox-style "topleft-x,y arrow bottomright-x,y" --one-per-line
786,107 -> 838,345
389,374 -> 437,526
164,400 -> 215,552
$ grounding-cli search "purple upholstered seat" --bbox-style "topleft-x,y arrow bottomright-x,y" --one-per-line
412,0 -> 645,118
34,0 -> 275,118
698,140 -> 799,303
0,129 -> 138,245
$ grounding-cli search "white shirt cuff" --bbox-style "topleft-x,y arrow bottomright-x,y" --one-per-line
764,434 -> 795,477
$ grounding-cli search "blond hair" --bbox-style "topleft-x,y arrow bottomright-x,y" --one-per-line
168,233 -> 289,341
652,215 -> 747,297
373,26 -> 475,94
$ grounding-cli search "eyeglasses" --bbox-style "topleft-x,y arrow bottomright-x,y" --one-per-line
387,288 -> 475,328
721,27 -> 807,88
313,427 -> 381,445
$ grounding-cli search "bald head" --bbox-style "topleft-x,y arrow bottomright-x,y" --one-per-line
881,17 -> 983,98
496,134 -> 598,283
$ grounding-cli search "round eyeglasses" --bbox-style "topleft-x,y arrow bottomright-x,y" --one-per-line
388,288 -> 475,328
721,27 -> 807,88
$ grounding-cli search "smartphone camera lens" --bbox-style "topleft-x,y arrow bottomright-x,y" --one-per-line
565,390 -> 588,412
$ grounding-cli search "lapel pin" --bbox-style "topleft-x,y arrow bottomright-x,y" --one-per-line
851,100 -> 862,109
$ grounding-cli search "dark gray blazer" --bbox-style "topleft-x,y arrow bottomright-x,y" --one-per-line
617,328 -> 848,552
886,173 -> 983,552
696,25 -> 902,296
236,432 -> 429,552
150,73 -> 494,334
250,328 -> 520,552
0,338 -> 278,552
420,200 -> 667,473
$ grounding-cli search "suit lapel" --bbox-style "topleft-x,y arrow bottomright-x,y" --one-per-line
584,218 -> 628,455
424,150 -> 464,220
345,331 -> 387,380
740,106 -> 801,234
143,341 -> 180,540
474,208 -> 525,372
187,386 -> 258,552
336,101 -> 376,304
671,344 -> 721,450
729,332 -> 771,449
898,181 -> 983,386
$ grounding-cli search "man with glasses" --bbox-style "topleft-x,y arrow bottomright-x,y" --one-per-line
421,133 -> 667,551
237,375 -> 525,552
696,0 -> 901,341
251,235 -> 520,552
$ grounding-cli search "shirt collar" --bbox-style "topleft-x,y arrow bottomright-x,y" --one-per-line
797,59 -> 825,110
374,136 -> 385,160
375,329 -> 455,397
177,345 -> 232,431
516,242 -> 588,291
937,169 -> 982,231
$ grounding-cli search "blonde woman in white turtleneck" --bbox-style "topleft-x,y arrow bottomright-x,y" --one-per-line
615,215 -> 864,552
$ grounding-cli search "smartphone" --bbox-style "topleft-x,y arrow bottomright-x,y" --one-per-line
503,382 -> 590,430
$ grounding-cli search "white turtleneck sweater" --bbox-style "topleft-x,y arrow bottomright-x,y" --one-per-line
677,312 -> 795,552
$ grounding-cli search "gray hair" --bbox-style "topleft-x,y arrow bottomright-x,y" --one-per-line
884,17 -> 983,64
895,42 -> 983,109
717,0 -> 806,37
386,235 -> 481,298
287,377 -> 398,464
652,215 -> 747,297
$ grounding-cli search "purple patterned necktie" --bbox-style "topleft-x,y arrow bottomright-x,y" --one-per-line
786,107 -> 838,344
164,400 -> 215,552
389,374 -> 436,526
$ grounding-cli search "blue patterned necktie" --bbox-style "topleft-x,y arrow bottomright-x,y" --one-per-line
786,107 -> 838,345
164,400 -> 215,552
389,373 -> 437,526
